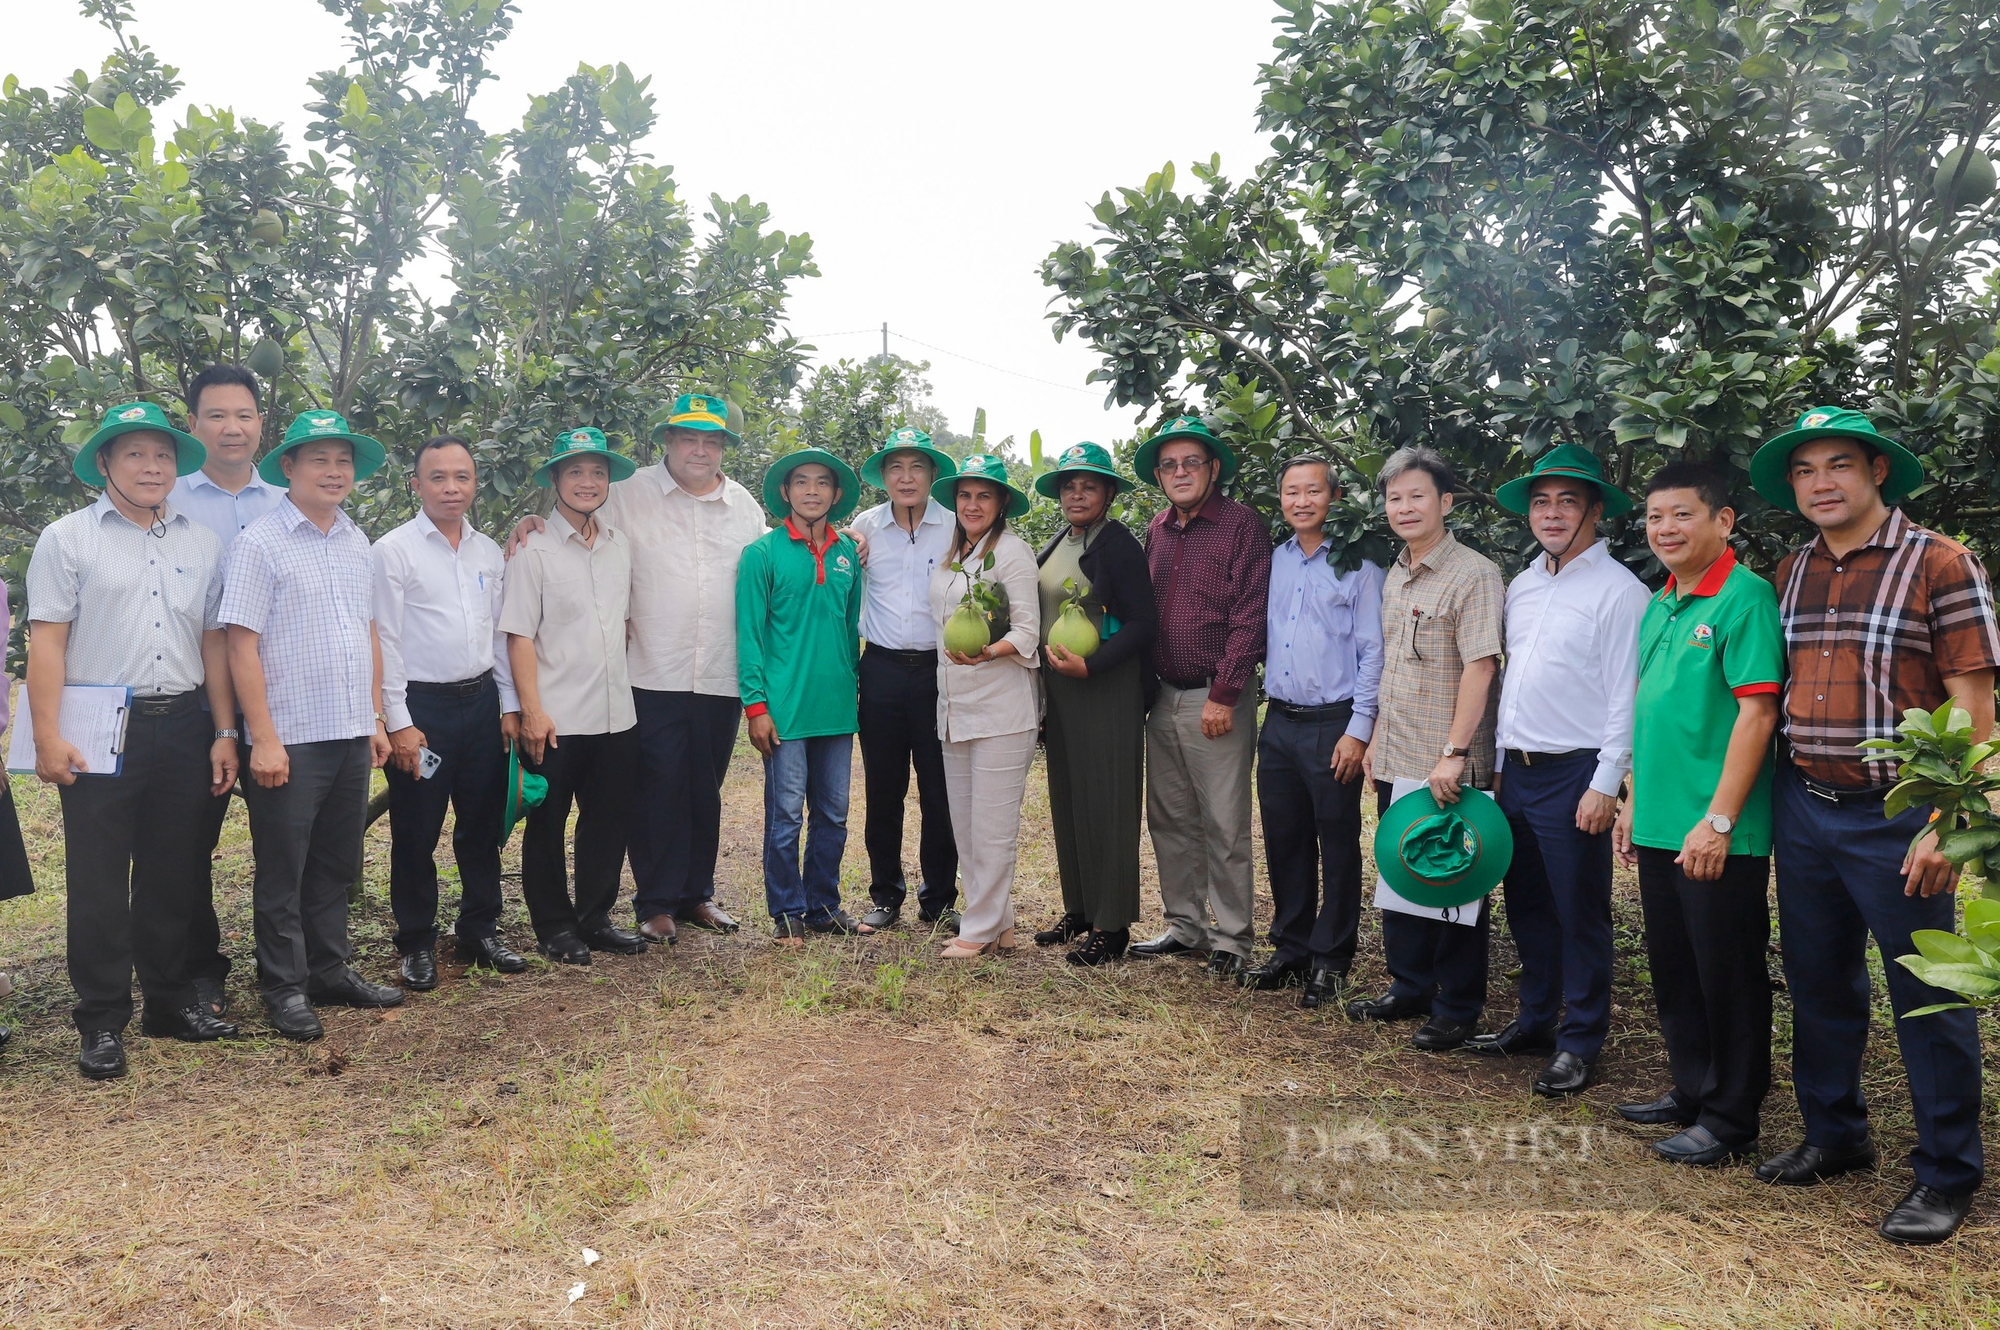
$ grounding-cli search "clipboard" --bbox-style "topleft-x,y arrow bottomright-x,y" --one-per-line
6,685 -> 132,776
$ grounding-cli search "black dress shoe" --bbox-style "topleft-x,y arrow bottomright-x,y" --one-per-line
1411,1018 -> 1477,1051
308,970 -> 406,1008
581,924 -> 649,955
78,1029 -> 127,1080
1299,967 -> 1348,1010
537,931 -> 592,965
861,905 -> 900,932
1653,1124 -> 1756,1167
266,995 -> 324,1041
1034,912 -> 1088,947
1129,931 -> 1203,959
399,948 -> 439,991
456,934 -> 528,974
1066,928 -> 1128,967
918,906 -> 962,932
1207,950 -> 1246,979
805,909 -> 862,937
1344,992 -> 1430,1023
191,974 -> 229,1018
1615,1092 -> 1696,1127
140,1002 -> 240,1042
1465,1018 -> 1556,1057
1879,1183 -> 1975,1245
1239,958 -> 1309,991
1755,1139 -> 1878,1186
1532,1050 -> 1592,1097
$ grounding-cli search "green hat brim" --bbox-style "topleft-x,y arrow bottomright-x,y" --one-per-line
651,417 -> 741,446
1373,786 -> 1513,909
533,448 -> 638,487
1133,433 -> 1238,489
765,449 -> 862,523
1494,468 -> 1634,517
860,443 -> 958,489
257,432 -> 388,487
74,418 -> 206,487
1749,426 -> 1924,513
500,744 -> 547,846
1034,462 -> 1134,499
932,471 -> 1032,519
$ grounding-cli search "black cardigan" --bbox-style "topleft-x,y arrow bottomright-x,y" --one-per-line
1036,520 -> 1159,705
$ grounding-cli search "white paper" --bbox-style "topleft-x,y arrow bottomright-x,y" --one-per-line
1373,776 -> 1484,928
6,685 -> 131,776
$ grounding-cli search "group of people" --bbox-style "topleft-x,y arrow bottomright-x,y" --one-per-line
8,359 -> 1992,1248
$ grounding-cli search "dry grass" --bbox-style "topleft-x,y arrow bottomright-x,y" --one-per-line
0,730 -> 1995,1328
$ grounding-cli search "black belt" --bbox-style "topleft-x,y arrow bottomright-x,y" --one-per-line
1161,675 -> 1213,692
1797,772 -> 1895,804
408,672 -> 493,698
1504,747 -> 1592,767
866,645 -> 934,667
1267,698 -> 1354,723
131,692 -> 201,719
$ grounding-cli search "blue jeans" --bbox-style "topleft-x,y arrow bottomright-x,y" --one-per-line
763,734 -> 853,924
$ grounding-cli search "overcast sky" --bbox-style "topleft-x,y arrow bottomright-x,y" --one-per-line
11,0 -> 1279,452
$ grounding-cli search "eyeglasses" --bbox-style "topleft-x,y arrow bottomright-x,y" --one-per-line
1155,457 -> 1213,476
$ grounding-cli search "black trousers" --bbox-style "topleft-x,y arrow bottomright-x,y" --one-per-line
1257,705 -> 1364,971
59,695 -> 213,1032
187,708 -> 238,984
241,737 -> 371,1003
523,727 -> 639,941
1636,845 -> 1772,1146
857,646 -> 957,914
627,689 -> 739,922
1376,780 -> 1490,1023
386,676 -> 507,953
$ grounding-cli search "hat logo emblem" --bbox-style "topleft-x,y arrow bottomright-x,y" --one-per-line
571,430 -> 590,443
1804,412 -> 1830,426
118,406 -> 148,421
1065,447 -> 1086,462
311,415 -> 339,432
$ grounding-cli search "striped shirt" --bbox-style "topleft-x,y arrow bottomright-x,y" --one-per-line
218,498 -> 377,746
1775,508 -> 2000,787
26,495 -> 224,695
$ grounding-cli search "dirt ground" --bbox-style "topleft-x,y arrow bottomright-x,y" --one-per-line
0,732 -> 1995,1328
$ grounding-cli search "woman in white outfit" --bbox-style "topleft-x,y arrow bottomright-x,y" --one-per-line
928,454 -> 1042,959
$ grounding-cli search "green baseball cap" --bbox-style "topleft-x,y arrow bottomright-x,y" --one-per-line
764,447 -> 862,523
533,425 -> 638,487
1133,416 -> 1238,489
1374,786 -> 1514,910
653,392 -> 741,444
931,452 -> 1032,519
1034,440 -> 1133,499
499,743 -> 548,847
1749,405 -> 1924,513
861,426 -> 958,488
1493,443 -> 1633,517
73,401 -> 206,487
258,409 -> 387,486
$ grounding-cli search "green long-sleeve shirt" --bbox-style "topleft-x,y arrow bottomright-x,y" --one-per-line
736,518 -> 862,739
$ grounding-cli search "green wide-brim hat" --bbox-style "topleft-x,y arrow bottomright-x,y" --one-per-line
764,447 -> 862,523
1133,416 -> 1238,488
499,743 -> 548,847
533,425 -> 638,486
861,426 -> 957,488
74,400 -> 206,486
1374,786 -> 1514,910
1034,439 -> 1133,498
652,392 -> 741,444
258,408 -> 387,486
1493,442 -> 1633,517
932,452 -> 1032,519
1749,405 -> 1924,513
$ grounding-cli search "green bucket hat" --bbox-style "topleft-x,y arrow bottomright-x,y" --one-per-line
1034,440 -> 1134,499
533,426 -> 638,487
931,452 -> 1032,519
764,447 -> 862,523
861,426 -> 958,488
1374,786 -> 1514,910
499,743 -> 549,847
1749,405 -> 1925,513
653,392 -> 741,444
1493,443 -> 1634,517
1133,416 -> 1238,489
73,401 -> 206,487
258,409 -> 387,486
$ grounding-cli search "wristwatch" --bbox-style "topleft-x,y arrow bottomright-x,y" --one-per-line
1441,743 -> 1466,760
213,728 -> 240,741
1703,811 -> 1734,835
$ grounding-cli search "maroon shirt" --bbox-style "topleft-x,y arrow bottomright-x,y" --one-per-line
1146,491 -> 1271,706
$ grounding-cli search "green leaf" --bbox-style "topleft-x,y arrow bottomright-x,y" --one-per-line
1908,929 -> 1983,965
1900,1002 -> 1977,1017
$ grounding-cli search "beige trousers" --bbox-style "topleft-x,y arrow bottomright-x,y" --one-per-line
1145,684 -> 1259,955
941,728 -> 1038,945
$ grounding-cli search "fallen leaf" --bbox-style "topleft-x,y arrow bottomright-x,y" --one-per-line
567,1282 -> 586,1305
376,1008 -> 402,1023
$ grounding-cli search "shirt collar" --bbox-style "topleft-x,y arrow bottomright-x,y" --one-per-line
278,495 -> 355,534
1807,507 -> 1909,562
784,514 -> 839,554
547,507 -> 607,545
1398,529 -> 1458,572
1663,544 -> 1736,598
1537,536 -> 1609,579
657,462 -> 735,505
92,491 -> 184,530
185,467 -> 273,497
1166,488 -> 1227,532
413,509 -> 472,548
1279,531 -> 1332,564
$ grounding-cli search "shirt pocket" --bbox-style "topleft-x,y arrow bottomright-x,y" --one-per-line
1543,602 -> 1598,661
542,578 -> 589,627
163,561 -> 211,623
1410,604 -> 1459,663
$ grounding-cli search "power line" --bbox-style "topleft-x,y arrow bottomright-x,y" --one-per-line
886,329 -> 1102,396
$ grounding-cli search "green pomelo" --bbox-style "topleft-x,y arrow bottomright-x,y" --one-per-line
250,208 -> 286,246
1935,147 -> 1995,213
1049,603 -> 1099,658
943,605 -> 990,656
245,336 -> 284,381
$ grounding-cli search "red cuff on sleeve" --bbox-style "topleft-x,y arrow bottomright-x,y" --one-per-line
1208,683 -> 1243,708
744,702 -> 768,718
1731,681 -> 1780,697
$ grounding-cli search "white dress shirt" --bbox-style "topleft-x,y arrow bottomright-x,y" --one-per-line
372,511 -> 519,732
852,498 -> 955,651
1495,538 -> 1650,796
170,467 -> 285,550
929,529 -> 1043,743
599,463 -> 767,697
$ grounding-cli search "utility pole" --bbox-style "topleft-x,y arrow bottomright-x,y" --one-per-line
882,321 -> 889,359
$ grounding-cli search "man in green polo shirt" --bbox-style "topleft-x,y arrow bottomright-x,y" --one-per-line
1614,460 -> 1783,1168
737,448 -> 866,944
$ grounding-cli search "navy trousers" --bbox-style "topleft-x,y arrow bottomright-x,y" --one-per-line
1496,753 -> 1615,1058
1773,764 -> 1985,1194
385,676 -> 507,953
1257,705 -> 1364,972
858,646 -> 957,916
628,689 -> 740,923
1377,780 -> 1491,1024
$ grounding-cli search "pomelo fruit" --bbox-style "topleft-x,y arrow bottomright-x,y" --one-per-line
245,336 -> 284,381
1935,146 -> 1995,214
250,207 -> 285,246
1049,602 -> 1099,658
943,604 -> 990,656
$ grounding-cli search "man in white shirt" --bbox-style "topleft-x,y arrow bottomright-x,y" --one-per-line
374,435 -> 526,991
847,428 -> 961,932
1471,446 -> 1648,1096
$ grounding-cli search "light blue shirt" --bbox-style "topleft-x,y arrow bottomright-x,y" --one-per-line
852,498 -> 955,651
170,467 -> 285,550
1264,537 -> 1385,742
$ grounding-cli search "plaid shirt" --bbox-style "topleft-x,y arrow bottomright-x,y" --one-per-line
1145,491 -> 1270,707
1775,508 -> 2000,787
1374,531 -> 1505,786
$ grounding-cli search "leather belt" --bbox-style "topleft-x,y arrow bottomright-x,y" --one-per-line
1267,698 -> 1354,723
132,692 -> 201,719
1160,676 -> 1214,692
866,645 -> 934,667
1798,773 -> 1895,804
1504,747 -> 1592,767
408,672 -> 492,698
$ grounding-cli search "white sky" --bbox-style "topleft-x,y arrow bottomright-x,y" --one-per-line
10,0 -> 1278,452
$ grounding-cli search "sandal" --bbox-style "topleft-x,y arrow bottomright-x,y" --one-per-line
1033,912 -> 1088,947
1066,928 -> 1130,968
773,915 -> 807,949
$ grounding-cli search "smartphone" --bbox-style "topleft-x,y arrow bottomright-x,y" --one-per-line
417,746 -> 443,780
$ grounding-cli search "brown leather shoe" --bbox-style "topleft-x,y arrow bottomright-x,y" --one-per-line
638,914 -> 678,945
679,901 -> 739,933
